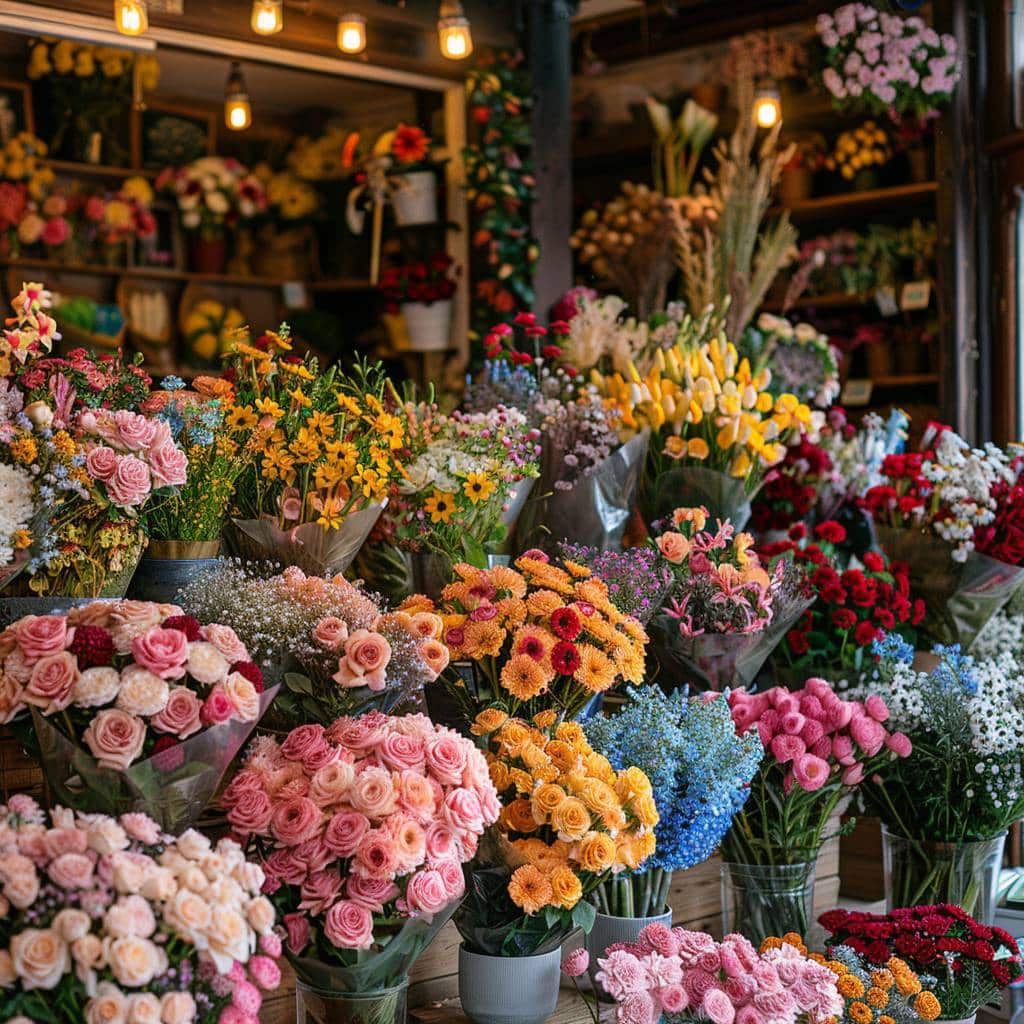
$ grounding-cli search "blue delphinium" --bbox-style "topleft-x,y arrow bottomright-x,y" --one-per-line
585,686 -> 763,917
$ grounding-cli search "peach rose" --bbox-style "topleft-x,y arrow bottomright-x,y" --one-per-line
108,603 -> 163,654
224,672 -> 259,722
105,455 -> 152,508
127,992 -> 161,1024
149,687 -> 202,739
309,761 -> 355,807
207,905 -> 249,965
85,982 -> 127,1024
417,639 -> 449,681
185,642 -> 229,685
332,630 -> 391,691
313,617 -> 349,651
86,818 -> 129,856
73,666 -> 121,708
131,628 -> 189,681
165,889 -> 211,941
53,908 -> 91,942
246,896 -> 275,935
15,615 -> 70,660
10,927 -> 69,989
348,766 -> 397,820
409,611 -> 445,639
116,665 -> 170,717
160,992 -> 196,1024
107,936 -> 162,987
0,674 -> 25,725
201,624 -> 248,664
24,651 -> 78,714
0,949 -> 14,986
3,648 -> 32,686
82,709 -> 146,770
656,531 -> 690,564
47,853 -> 94,890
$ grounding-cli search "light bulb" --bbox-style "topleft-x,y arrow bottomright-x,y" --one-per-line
114,0 -> 148,36
752,82 -> 782,129
438,0 -> 472,60
251,0 -> 283,35
225,62 -> 252,131
337,13 -> 367,54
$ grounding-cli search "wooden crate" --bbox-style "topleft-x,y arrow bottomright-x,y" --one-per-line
0,727 -> 43,802
839,816 -> 885,901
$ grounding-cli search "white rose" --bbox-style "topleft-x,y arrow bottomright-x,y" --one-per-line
223,672 -> 259,722
86,981 -> 128,1024
10,928 -> 69,989
71,933 -> 104,971
127,992 -> 162,1024
140,867 -> 177,902
160,991 -> 197,1024
53,908 -> 91,942
111,854 -> 148,895
246,896 -> 275,935
116,666 -> 169,717
794,322 -> 819,343
87,819 -> 129,857
107,936 -> 161,988
204,876 -> 244,909
73,667 -> 121,709
206,905 -> 250,970
23,401 -> 53,429
164,889 -> 211,942
198,852 -> 228,881
233,860 -> 265,894
174,830 -> 211,862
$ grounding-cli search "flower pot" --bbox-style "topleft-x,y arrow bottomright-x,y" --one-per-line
907,146 -> 931,183
586,908 -> 673,1001
881,826 -> 1006,925
936,1018 -> 976,1024
188,235 -> 228,275
296,978 -> 408,1024
458,945 -> 561,1024
401,299 -> 452,352
126,540 -> 222,605
405,550 -> 453,601
778,167 -> 813,205
852,168 -> 880,192
721,860 -> 816,946
865,343 -> 893,379
893,342 -> 928,375
392,169 -> 438,225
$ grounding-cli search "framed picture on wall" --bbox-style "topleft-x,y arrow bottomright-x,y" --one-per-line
0,80 -> 34,144
131,99 -> 217,169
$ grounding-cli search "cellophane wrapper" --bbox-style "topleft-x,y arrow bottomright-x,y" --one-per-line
516,431 -> 650,552
31,685 -> 279,833
223,504 -> 385,575
875,525 -> 1024,648
648,465 -> 756,530
647,595 -> 814,692
287,902 -> 457,994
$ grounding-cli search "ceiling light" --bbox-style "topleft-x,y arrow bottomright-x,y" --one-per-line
225,61 -> 252,131
337,13 -> 366,54
251,0 -> 283,35
438,0 -> 472,60
114,0 -> 148,36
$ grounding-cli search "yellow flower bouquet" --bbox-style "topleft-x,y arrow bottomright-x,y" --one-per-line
454,709 -> 657,956
594,331 -> 820,527
222,325 -> 406,574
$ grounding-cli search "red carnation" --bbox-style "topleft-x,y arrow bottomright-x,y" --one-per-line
831,608 -> 858,631
787,629 -> 810,655
550,641 -> 581,675
854,621 -> 881,646
814,520 -> 847,544
68,625 -> 114,669
550,607 -> 582,642
230,660 -> 265,694
163,615 -> 202,641
862,551 -> 885,573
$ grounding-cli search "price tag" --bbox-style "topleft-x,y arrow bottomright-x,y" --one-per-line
840,379 -> 874,407
282,282 -> 310,309
900,280 -> 931,311
874,287 -> 899,317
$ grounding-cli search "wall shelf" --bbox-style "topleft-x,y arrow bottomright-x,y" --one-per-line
774,181 -> 938,220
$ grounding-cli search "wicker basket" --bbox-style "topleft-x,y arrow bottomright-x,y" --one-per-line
59,319 -> 126,351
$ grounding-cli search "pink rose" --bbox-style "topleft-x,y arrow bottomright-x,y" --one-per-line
291,837 -> 332,877
226,788 -> 273,836
442,788 -> 484,834
703,989 -> 736,1024
313,617 -> 349,651
113,410 -> 157,451
348,766 -> 397,821
264,848 -> 307,887
201,624 -> 248,664
323,900 -> 373,950
332,630 -> 391,692
323,811 -> 370,858
309,761 -> 355,807
660,984 -> 689,1015
656,532 -> 690,564
283,913 -> 310,955
15,615 -> 70,661
353,829 -> 399,880
424,821 -> 460,864
120,814 -> 162,845
148,442 -> 187,489
280,724 -> 328,764
298,869 -> 344,915
150,687 -> 203,738
378,732 -> 426,773
48,852 -> 94,890
43,827 -> 88,860
82,709 -> 146,770
270,797 -> 321,847
200,686 -> 233,726
131,628 -> 189,681
105,455 -> 152,507
425,733 -> 469,786
85,446 -> 119,482
345,873 -> 398,913
404,869 -> 450,916
326,714 -> 388,753
24,651 -> 78,714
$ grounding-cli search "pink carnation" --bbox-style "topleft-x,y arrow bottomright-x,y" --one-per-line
562,947 -> 589,978
792,753 -> 830,792
703,988 -> 737,1024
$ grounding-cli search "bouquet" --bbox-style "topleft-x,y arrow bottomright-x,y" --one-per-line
863,424 -> 1024,645
0,797 -> 282,1024
225,714 -> 499,1002
179,561 -> 445,725
595,332 -> 820,526
742,314 -> 841,410
459,710 -> 656,957
722,678 -> 911,939
817,6 -> 960,125
761,519 -> 925,684
393,402 -> 539,571
223,328 -> 404,574
403,551 -> 648,722
749,437 -> 836,537
821,905 -> 1021,1020
584,686 -> 762,918
562,923 -> 843,1024
0,601 -> 276,830
379,253 -> 457,312
855,637 -> 1024,916
646,506 -> 812,691
556,545 -> 673,625
828,121 -> 892,183
157,156 -> 266,238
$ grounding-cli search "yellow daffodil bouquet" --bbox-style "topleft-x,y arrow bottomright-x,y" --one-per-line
594,331 -> 819,527
222,325 -> 406,574
454,709 -> 657,957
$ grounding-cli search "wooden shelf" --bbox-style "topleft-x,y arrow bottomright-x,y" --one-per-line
774,181 -> 937,220
45,159 -> 159,181
872,373 -> 939,387
763,290 -> 873,312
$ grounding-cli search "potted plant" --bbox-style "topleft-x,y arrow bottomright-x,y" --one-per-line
828,122 -> 892,191
778,136 -> 826,204
379,253 -> 459,352
378,123 -> 442,225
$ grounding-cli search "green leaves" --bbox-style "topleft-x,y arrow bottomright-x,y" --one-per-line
571,899 -> 597,934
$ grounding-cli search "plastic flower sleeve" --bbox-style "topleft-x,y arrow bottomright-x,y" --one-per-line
649,465 -> 757,530
647,595 -> 814,692
31,685 -> 279,833
287,902 -> 458,995
875,525 -> 1024,647
516,431 -> 650,552
223,503 -> 385,576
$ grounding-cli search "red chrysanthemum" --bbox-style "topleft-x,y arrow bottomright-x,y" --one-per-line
550,607 -> 581,642
550,641 -> 581,675
231,660 -> 265,694
68,626 -> 114,669
163,615 -> 202,641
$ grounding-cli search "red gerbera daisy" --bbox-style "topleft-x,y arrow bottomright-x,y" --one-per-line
550,607 -> 581,642
391,124 -> 430,164
550,641 -> 580,675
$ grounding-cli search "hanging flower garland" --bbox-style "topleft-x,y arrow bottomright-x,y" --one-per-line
463,49 -> 538,341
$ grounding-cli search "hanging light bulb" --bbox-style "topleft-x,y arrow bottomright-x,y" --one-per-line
114,0 -> 148,36
752,80 -> 782,129
337,13 -> 367,54
251,0 -> 283,35
224,62 -> 252,131
437,0 -> 472,60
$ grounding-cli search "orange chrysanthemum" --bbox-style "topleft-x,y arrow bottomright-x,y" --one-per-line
507,864 -> 552,914
866,987 -> 888,1009
489,565 -> 527,597
464,620 -> 506,659
501,654 -> 550,701
837,975 -> 866,999
549,864 -> 583,909
848,1002 -> 872,1024
573,644 -> 617,692
527,589 -> 566,618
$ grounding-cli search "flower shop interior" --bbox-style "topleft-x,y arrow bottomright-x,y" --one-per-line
4,2 -> 1024,1024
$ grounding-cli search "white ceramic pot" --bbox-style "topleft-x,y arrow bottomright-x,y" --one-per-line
401,299 -> 452,352
392,169 -> 438,225
585,908 -> 673,1001
458,945 -> 560,1024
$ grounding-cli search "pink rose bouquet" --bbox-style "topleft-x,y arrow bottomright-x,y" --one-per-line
0,601 -> 277,831
0,795 -> 282,1024
720,679 -> 912,940
224,712 -> 499,998
563,923 -> 843,1024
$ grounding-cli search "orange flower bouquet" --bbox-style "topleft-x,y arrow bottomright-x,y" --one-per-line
400,551 -> 648,723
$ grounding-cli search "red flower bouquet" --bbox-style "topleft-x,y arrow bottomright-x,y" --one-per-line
821,904 -> 1022,1020
379,253 -> 457,314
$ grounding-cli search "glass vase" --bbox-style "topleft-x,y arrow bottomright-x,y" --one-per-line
295,978 -> 408,1024
721,861 -> 816,945
881,826 -> 1006,925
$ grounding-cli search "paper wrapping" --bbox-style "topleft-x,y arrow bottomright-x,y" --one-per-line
875,525 -> 1024,648
647,596 -> 814,692
31,685 -> 278,833
649,466 -> 757,530
287,902 -> 457,994
516,431 -> 650,553
222,504 -> 385,575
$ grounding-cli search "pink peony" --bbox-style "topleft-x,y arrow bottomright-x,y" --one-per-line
323,899 -> 374,950
150,686 -> 203,738
15,615 -> 70,661
703,988 -> 737,1024
131,628 -> 189,681
792,753 -> 830,792
562,948 -> 589,978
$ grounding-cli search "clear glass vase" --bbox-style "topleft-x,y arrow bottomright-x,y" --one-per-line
296,978 -> 408,1024
721,861 -> 816,945
881,826 -> 1006,925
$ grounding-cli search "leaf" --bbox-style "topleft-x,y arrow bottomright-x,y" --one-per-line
571,900 -> 597,934
544,906 -> 562,928
461,533 -> 488,568
285,672 -> 314,695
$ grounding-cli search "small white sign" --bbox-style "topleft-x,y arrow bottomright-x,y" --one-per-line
874,286 -> 899,317
900,280 -> 931,311
841,378 -> 874,407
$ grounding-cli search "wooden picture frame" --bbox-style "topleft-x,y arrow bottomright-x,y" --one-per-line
131,98 -> 218,170
0,79 -> 34,144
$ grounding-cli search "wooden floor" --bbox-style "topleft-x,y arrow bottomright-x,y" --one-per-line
409,990 -> 616,1023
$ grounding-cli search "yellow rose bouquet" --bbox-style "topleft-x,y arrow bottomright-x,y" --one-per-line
401,551 -> 648,723
594,331 -> 820,527
222,324 -> 407,575
454,709 -> 657,958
